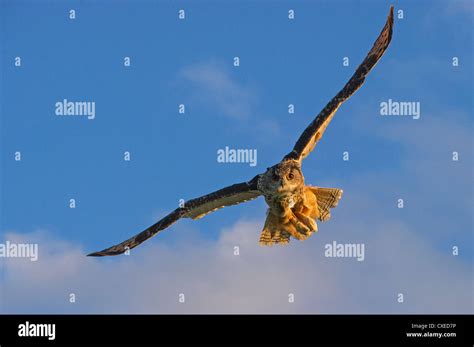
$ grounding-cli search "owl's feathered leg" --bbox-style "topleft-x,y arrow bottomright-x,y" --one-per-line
259,202 -> 311,245
285,212 -> 312,240
290,186 -> 343,240
294,211 -> 317,233
275,201 -> 312,240
290,188 -> 319,240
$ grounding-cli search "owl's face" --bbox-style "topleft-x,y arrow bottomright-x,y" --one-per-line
262,160 -> 304,194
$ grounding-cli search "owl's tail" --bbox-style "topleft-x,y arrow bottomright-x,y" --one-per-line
307,186 -> 343,222
259,212 -> 292,246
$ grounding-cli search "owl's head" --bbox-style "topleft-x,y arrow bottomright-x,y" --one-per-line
264,160 -> 304,193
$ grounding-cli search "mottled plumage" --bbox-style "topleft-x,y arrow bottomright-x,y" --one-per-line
89,7 -> 394,257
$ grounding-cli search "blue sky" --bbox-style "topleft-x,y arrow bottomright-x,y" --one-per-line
0,0 -> 472,313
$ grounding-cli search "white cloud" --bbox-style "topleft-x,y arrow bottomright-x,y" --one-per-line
178,61 -> 257,120
1,211 -> 471,313
177,61 -> 281,140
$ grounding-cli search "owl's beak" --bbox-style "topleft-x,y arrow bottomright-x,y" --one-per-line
276,180 -> 286,190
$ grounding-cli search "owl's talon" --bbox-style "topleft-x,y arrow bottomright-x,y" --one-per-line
290,216 -> 307,231
294,212 -> 317,233
286,213 -> 311,240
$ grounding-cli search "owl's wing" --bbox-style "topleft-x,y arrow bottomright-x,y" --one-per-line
88,175 -> 260,256
285,6 -> 394,162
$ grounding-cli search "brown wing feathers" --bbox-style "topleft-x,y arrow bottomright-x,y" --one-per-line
87,208 -> 185,256
184,179 -> 260,220
285,6 -> 394,161
88,175 -> 260,256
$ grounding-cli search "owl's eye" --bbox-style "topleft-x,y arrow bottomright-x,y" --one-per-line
287,173 -> 295,180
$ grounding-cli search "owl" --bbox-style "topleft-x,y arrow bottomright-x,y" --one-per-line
89,6 -> 394,256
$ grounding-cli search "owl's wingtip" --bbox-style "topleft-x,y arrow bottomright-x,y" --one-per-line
87,251 -> 104,257
87,248 -> 123,257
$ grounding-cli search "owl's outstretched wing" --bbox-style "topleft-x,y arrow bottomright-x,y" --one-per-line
88,175 -> 260,256
285,6 -> 394,162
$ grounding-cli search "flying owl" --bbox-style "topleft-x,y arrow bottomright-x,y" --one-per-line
89,7 -> 394,256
